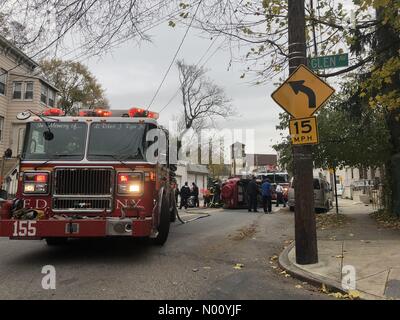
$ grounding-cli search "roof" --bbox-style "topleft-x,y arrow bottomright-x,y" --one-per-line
10,72 -> 59,92
0,34 -> 38,70
246,154 -> 277,166
231,141 -> 245,147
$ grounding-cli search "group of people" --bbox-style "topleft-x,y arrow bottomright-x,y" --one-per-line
246,176 -> 286,213
175,182 -> 200,210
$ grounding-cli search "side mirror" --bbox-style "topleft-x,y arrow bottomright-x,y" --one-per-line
43,131 -> 54,141
16,111 -> 32,120
4,148 -> 12,158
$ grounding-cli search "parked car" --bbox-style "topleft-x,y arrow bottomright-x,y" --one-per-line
287,177 -> 333,213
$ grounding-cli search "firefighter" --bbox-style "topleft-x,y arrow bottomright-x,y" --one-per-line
275,183 -> 286,208
179,182 -> 191,209
191,182 -> 200,207
247,176 -> 259,212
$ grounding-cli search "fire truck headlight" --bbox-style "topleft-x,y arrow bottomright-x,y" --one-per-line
117,172 -> 143,195
24,184 -> 35,193
129,184 -> 140,193
23,172 -> 49,194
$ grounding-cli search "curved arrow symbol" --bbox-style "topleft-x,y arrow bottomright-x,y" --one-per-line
288,80 -> 316,109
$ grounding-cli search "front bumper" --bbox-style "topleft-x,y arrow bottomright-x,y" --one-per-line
0,217 -> 153,239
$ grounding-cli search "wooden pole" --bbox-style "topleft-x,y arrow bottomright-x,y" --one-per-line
289,0 -> 318,265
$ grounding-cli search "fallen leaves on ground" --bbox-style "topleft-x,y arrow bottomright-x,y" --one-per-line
321,284 -> 361,300
348,290 -> 361,299
229,224 -> 257,241
233,263 -> 244,270
371,210 -> 400,230
316,213 -> 351,230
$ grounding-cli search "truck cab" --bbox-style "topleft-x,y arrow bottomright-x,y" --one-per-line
0,108 -> 177,246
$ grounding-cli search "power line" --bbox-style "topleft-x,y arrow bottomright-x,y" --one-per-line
0,0 -> 99,78
158,36 -> 223,114
66,2 -> 199,65
147,0 -> 203,110
60,0 -> 176,61
157,0 -> 238,115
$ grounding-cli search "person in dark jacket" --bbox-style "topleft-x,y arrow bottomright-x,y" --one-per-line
174,183 -> 179,206
191,183 -> 199,207
261,178 -> 272,213
246,176 -> 259,212
179,182 -> 191,209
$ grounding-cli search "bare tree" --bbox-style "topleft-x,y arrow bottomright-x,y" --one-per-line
0,0 -> 187,58
177,59 -> 233,132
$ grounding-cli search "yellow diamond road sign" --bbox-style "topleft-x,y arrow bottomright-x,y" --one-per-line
271,64 -> 335,118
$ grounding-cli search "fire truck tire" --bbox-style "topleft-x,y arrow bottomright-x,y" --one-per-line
45,237 -> 68,246
170,191 -> 177,222
151,193 -> 170,246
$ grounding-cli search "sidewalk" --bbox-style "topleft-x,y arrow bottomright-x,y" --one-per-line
279,199 -> 400,300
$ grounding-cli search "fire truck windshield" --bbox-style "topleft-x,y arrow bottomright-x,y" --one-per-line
22,122 -> 87,160
87,122 -> 151,161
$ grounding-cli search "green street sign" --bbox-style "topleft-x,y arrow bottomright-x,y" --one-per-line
308,53 -> 349,70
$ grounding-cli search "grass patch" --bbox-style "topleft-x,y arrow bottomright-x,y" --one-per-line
370,210 -> 400,230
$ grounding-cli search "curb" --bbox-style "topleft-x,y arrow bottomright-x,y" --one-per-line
278,242 -> 386,300
278,242 -> 349,296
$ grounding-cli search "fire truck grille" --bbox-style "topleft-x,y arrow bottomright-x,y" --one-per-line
53,198 -> 112,211
54,168 -> 113,195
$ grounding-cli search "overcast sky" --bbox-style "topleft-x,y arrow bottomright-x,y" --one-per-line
69,22 -> 285,155
70,9 -> 350,155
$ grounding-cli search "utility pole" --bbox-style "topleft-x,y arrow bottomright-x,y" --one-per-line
333,167 -> 339,215
288,0 -> 318,264
309,0 -> 318,57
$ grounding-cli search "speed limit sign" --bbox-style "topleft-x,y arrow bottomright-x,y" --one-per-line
289,116 -> 319,145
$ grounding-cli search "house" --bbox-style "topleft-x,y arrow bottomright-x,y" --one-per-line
230,141 -> 246,176
246,153 -> 278,173
175,162 -> 209,199
314,166 -> 383,200
0,34 -> 59,156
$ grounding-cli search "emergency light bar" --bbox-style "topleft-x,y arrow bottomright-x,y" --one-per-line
79,109 -> 112,117
42,108 -> 65,116
128,108 -> 159,119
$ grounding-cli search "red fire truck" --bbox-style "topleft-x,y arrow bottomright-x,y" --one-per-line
0,108 -> 177,246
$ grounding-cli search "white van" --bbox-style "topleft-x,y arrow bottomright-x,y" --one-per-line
287,177 -> 333,213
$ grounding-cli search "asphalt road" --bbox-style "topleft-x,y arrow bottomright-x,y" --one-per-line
0,207 -> 331,300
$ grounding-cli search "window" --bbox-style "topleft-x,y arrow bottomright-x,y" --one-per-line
41,84 -> 47,104
22,122 -> 87,160
0,117 -> 3,141
48,89 -> 55,107
13,82 -> 22,99
87,122 -> 151,161
0,69 -> 6,95
25,82 -> 34,100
